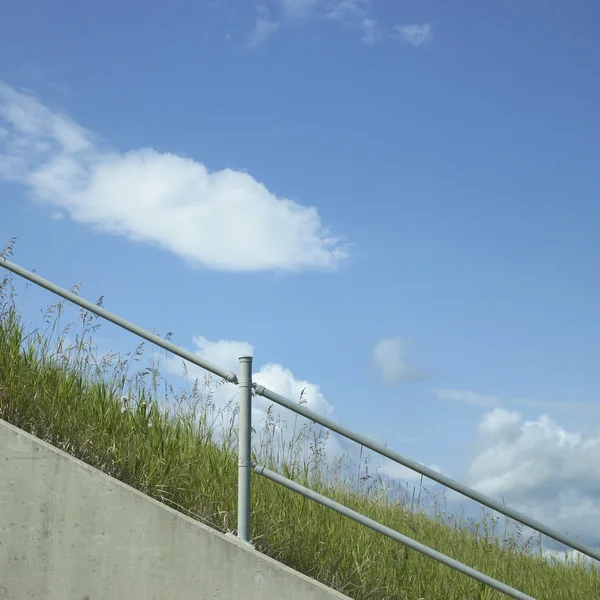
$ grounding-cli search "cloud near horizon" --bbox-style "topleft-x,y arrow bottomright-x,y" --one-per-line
466,407 -> 600,549
0,83 -> 348,273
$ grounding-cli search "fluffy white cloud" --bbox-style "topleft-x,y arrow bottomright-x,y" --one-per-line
394,24 -> 433,47
167,335 -> 333,416
370,338 -> 421,385
183,336 -> 254,377
466,408 -> 600,545
0,83 -> 347,273
163,335 -> 345,464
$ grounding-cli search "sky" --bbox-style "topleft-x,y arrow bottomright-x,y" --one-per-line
1,0 -> 600,554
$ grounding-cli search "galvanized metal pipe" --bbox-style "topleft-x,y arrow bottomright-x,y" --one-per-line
254,464 -> 537,600
237,356 -> 253,544
0,259 -> 238,384
253,383 -> 600,563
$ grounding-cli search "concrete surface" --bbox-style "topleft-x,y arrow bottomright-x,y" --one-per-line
0,419 -> 350,600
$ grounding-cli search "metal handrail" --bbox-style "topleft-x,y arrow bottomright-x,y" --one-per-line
2,257 -> 598,600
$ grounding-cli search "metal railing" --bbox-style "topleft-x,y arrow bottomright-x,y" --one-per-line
2,257 -> 599,600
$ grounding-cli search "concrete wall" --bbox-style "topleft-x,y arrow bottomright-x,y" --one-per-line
0,419 -> 349,600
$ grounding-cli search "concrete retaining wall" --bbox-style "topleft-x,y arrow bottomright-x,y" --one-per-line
0,419 -> 349,600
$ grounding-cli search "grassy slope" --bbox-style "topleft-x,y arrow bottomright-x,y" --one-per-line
0,277 -> 598,600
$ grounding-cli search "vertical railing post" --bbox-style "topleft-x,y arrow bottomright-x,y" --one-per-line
237,356 -> 253,543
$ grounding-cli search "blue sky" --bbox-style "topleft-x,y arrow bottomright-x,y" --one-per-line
1,1 -> 600,549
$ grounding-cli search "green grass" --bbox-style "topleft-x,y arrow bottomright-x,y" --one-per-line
0,269 -> 598,599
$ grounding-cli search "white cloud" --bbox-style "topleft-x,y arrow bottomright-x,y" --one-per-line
166,334 -> 334,417
467,408 -> 600,545
436,389 -> 503,408
370,338 -> 421,385
394,24 -> 433,47
186,336 -> 254,375
0,83 -> 348,273
162,335 -> 345,464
